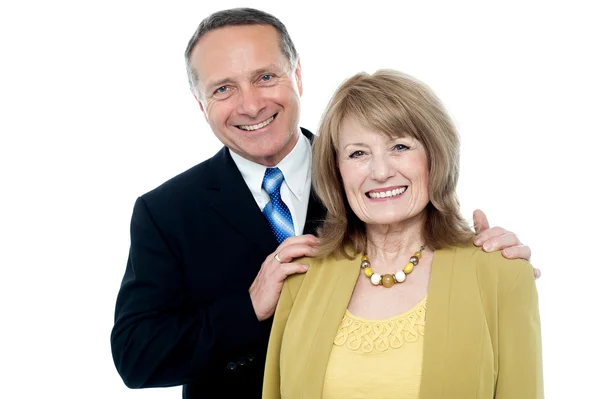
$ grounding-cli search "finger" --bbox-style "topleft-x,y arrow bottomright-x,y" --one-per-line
276,234 -> 320,251
474,226 -> 509,246
276,243 -> 319,263
479,232 -> 519,252
473,209 -> 490,235
278,262 -> 309,278
501,244 -> 532,261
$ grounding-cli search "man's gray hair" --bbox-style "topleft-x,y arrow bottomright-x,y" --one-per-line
184,8 -> 299,98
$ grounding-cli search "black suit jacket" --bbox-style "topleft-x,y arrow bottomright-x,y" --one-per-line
111,128 -> 326,398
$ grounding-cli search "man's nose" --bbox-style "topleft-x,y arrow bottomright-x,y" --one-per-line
236,86 -> 266,119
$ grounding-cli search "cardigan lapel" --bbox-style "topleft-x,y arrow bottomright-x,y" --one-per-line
279,246 -> 492,398
419,246 -> 489,398
419,247 -> 455,398
302,255 -> 361,398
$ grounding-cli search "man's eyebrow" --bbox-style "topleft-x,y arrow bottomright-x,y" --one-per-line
252,64 -> 284,77
204,64 -> 285,93
205,77 -> 231,92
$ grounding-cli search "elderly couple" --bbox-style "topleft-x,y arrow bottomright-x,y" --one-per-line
111,8 -> 542,399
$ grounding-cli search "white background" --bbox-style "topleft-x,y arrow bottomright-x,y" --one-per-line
1,0 -> 598,397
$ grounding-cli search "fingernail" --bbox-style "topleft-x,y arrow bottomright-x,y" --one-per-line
302,265 -> 309,270
474,239 -> 482,246
483,243 -> 492,251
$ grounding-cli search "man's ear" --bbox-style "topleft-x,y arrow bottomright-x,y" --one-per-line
294,58 -> 303,97
192,90 -> 209,123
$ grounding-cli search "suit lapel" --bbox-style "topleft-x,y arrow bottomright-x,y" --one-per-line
203,148 -> 278,256
303,188 -> 327,235
204,128 -> 322,254
303,127 -> 327,235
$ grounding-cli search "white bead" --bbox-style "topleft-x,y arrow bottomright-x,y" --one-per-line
395,270 -> 406,283
370,273 -> 382,285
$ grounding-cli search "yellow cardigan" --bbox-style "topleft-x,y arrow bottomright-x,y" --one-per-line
263,245 -> 543,398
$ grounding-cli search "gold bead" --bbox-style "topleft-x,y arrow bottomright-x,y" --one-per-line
410,256 -> 419,265
403,262 -> 414,274
415,251 -> 422,259
382,274 -> 395,288
361,256 -> 369,262
364,267 -> 374,277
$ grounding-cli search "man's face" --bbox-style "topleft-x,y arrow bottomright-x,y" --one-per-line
190,24 -> 303,166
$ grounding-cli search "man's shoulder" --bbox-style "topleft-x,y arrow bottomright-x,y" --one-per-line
140,147 -> 227,205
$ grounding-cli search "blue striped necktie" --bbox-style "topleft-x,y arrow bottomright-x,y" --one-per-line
262,167 -> 295,244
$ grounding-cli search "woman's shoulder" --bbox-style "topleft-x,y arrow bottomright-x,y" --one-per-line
451,244 -> 535,294
283,256 -> 323,299
285,254 -> 354,299
452,244 -> 532,268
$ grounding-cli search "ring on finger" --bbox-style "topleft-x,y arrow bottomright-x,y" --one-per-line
274,252 -> 283,263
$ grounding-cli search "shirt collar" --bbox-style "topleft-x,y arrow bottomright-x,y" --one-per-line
230,133 -> 311,201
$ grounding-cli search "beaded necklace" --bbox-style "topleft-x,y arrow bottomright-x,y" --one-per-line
360,245 -> 425,287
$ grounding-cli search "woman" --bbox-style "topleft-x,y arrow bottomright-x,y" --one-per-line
262,70 -> 543,398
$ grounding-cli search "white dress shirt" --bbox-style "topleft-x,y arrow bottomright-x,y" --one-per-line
229,133 -> 312,236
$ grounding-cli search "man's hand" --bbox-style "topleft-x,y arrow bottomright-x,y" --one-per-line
473,209 -> 541,279
249,234 -> 320,321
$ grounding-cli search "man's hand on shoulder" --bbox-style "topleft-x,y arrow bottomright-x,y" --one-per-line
473,209 -> 540,279
249,234 -> 320,321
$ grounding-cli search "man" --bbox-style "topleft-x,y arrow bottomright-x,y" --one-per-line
111,8 -> 536,398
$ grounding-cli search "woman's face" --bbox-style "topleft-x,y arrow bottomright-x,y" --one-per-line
337,118 -> 430,228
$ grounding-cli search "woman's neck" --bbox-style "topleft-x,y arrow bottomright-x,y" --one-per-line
365,215 -> 426,264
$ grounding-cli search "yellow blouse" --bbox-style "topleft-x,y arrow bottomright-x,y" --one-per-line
323,296 -> 427,399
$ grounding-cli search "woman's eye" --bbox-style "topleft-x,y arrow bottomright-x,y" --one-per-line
393,144 -> 408,151
349,150 -> 365,158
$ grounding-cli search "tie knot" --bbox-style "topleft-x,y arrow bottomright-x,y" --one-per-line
262,167 -> 285,195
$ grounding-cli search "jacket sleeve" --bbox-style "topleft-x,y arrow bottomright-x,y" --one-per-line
495,260 -> 544,398
262,276 -> 297,399
110,196 -> 265,388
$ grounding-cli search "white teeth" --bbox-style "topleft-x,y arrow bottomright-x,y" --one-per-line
367,187 -> 407,199
238,116 -> 275,131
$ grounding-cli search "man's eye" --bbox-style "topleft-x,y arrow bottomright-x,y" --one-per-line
261,74 -> 272,82
215,86 -> 228,94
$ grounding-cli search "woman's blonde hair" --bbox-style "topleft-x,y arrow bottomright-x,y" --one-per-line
313,69 -> 474,259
